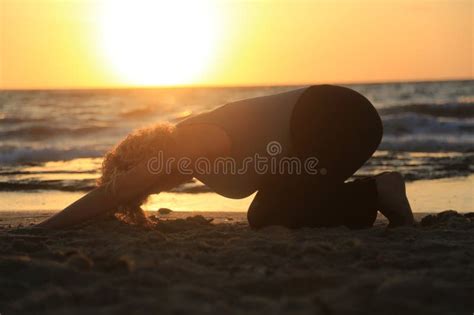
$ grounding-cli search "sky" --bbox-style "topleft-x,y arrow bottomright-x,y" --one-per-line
0,0 -> 472,89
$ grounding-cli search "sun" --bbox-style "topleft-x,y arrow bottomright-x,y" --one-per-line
98,0 -> 221,86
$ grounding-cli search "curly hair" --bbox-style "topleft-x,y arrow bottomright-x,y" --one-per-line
97,122 -> 176,224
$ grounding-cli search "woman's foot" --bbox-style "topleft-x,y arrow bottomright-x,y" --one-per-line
375,172 -> 415,227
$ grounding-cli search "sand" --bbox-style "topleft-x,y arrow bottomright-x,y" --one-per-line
1,210 -> 473,315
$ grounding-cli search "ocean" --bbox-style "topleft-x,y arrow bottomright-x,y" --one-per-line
1,80 -> 473,213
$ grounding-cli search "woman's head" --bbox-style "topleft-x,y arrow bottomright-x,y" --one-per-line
97,122 -> 177,223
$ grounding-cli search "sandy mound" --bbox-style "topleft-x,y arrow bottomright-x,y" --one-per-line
0,211 -> 473,314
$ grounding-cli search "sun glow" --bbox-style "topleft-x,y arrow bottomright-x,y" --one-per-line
98,0 -> 221,86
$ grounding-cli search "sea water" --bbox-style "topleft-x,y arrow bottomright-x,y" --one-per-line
1,81 -> 473,212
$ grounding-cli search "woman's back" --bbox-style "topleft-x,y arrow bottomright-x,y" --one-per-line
177,87 -> 309,198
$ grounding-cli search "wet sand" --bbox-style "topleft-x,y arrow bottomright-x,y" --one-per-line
2,174 -> 473,213
1,210 -> 473,314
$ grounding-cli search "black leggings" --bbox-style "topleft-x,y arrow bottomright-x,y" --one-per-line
247,85 -> 383,229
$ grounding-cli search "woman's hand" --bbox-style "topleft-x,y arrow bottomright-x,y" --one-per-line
37,160 -> 166,229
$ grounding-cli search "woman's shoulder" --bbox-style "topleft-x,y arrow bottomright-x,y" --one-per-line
174,123 -> 232,160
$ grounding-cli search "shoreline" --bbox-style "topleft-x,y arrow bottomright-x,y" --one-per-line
0,175 -> 473,215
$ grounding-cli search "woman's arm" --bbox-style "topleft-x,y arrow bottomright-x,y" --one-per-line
37,123 -> 230,229
37,160 -> 163,229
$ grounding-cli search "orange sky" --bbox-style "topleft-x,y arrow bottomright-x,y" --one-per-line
0,0 -> 472,89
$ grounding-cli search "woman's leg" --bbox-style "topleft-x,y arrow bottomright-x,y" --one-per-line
248,85 -> 383,229
248,176 -> 379,229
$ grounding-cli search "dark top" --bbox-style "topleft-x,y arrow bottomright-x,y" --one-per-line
177,86 -> 311,198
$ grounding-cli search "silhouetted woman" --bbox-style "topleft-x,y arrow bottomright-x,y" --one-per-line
38,85 -> 414,229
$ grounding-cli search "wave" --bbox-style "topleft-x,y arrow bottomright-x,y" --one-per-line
0,117 -> 48,124
380,136 -> 474,152
379,103 -> 474,152
382,113 -> 474,135
0,177 -> 211,193
379,102 -> 474,118
0,125 -> 110,140
0,146 -> 104,164
361,151 -> 474,181
0,179 -> 96,192
1,102 -> 473,166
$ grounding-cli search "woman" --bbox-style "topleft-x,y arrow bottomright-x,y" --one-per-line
38,85 -> 414,229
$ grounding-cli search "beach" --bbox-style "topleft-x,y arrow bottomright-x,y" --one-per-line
1,210 -> 473,314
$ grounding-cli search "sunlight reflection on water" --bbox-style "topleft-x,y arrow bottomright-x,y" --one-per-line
1,175 -> 471,213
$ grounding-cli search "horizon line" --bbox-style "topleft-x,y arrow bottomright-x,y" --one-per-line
1,77 -> 472,92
